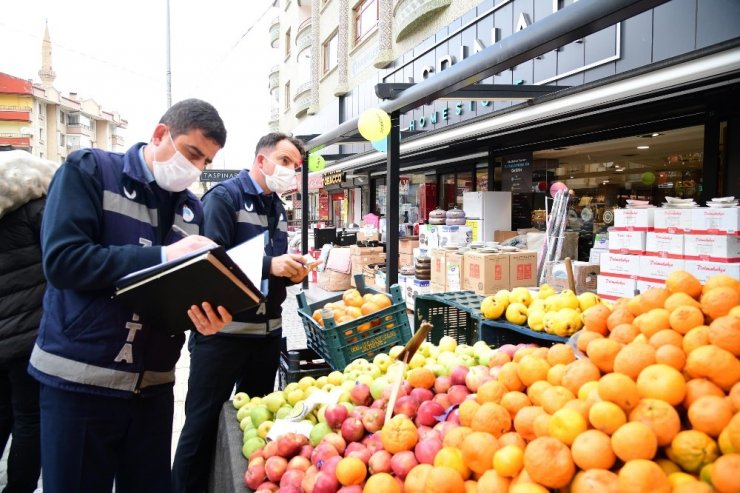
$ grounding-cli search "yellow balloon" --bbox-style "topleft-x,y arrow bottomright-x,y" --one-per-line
358,108 -> 391,142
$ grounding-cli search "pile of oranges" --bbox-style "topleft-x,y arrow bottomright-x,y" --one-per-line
311,288 -> 393,332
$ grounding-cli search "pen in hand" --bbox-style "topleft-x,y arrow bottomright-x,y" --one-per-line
172,224 -> 190,238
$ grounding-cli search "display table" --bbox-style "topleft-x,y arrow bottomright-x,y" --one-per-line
208,403 -> 247,493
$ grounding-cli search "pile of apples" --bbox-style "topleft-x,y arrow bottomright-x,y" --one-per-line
480,285 -> 609,337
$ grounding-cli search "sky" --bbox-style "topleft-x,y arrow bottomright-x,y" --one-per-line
0,0 -> 276,169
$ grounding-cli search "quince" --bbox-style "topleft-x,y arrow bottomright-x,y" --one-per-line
505,302 -> 528,325
509,287 -> 533,307
481,295 -> 507,320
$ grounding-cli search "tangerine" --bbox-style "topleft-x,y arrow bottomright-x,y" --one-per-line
586,338 -> 622,373
522,437 -> 575,489
576,330 -> 604,353
336,456 -> 367,486
516,355 -> 551,387
711,453 -> 740,493
617,459 -> 671,493
492,444 -> 524,477
665,270 -> 703,299
709,315 -> 740,356
613,342 -> 656,380
500,391 -> 530,419
628,398 -> 681,447
363,472 -> 401,493
611,421 -> 658,461
664,292 -> 701,313
682,324 -> 710,353
434,447 -> 471,480
635,363 -> 687,405
588,401 -> 626,435
460,431 -> 499,475
669,305 -> 705,334
471,402 -> 511,437
512,406 -> 546,442
407,367 -> 435,389
546,343 -> 576,365
560,359 -> 601,396
582,304 -> 611,335
476,380 -> 507,404
380,415 -> 419,453
666,430 -> 719,473
648,329 -> 683,349
638,308 -> 671,337
606,308 -> 635,331
360,301 -> 380,316
570,469 -> 618,493
571,429 -> 615,470
608,323 -> 639,344
639,288 -> 671,313
654,344 -> 686,370
685,344 -> 740,391
701,286 -> 740,321
475,470 -> 510,493
458,400 -> 481,427
404,464 -> 433,493
688,395 -> 733,437
703,274 -> 740,296
684,378 -> 725,408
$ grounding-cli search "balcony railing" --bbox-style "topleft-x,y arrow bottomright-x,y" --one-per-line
295,18 -> 312,51
0,105 -> 32,112
393,0 -> 451,41
293,85 -> 311,117
269,17 -> 280,48
270,107 -> 280,122
269,66 -> 280,90
66,123 -> 92,136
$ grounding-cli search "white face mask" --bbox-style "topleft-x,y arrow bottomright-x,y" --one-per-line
152,132 -> 202,192
261,156 -> 296,194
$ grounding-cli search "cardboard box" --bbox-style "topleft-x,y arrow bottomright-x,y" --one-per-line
399,237 -> 419,254
413,247 -> 429,261
684,234 -> 740,262
398,273 -> 414,302
645,232 -> 684,259
614,208 -> 655,231
507,250 -> 538,288
593,233 -> 609,250
589,248 -> 608,265
691,207 -> 740,235
544,261 -> 600,294
597,275 -> 638,300
349,245 -> 383,256
424,225 -> 472,249
463,251 -> 509,295
445,252 -> 464,292
356,231 -> 379,242
430,248 -> 447,286
398,253 -> 413,267
638,256 -> 686,282
430,282 -> 445,294
599,252 -> 640,278
685,260 -> 740,283
637,279 -> 665,293
406,278 -> 431,311
654,208 -> 693,233
608,231 -> 647,255
494,230 -> 519,243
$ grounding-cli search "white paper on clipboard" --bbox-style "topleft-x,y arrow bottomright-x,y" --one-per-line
225,232 -> 266,291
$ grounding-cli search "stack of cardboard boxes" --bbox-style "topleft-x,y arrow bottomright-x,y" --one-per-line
349,245 -> 385,288
597,207 -> 739,300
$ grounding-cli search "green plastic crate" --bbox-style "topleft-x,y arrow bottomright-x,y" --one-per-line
297,275 -> 412,370
414,291 -> 484,345
479,319 -> 569,348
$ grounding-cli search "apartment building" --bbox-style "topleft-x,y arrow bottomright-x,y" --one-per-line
0,23 -> 127,160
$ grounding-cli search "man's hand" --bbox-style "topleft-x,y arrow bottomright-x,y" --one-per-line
270,253 -> 307,278
188,302 -> 232,335
164,235 -> 216,261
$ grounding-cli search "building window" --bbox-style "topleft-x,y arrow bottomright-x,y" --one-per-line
285,81 -> 291,110
323,31 -> 338,74
59,111 -> 65,124
285,29 -> 291,58
354,0 -> 378,45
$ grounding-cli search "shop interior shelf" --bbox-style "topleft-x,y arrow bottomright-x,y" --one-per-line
479,318 -> 570,348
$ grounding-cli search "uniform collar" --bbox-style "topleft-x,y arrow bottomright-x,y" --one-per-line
121,142 -> 150,184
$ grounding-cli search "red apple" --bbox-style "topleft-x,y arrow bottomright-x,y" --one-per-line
361,408 -> 385,433
277,486 -> 301,493
287,455 -> 311,472
390,450 -> 418,480
337,486 -> 364,493
350,383 -> 372,406
280,469 -> 305,489
414,437 -> 443,464
324,404 -> 349,431
321,455 -> 342,475
341,417 -> 365,443
416,400 -> 446,427
298,444 -> 313,459
349,405 -> 369,420
363,432 -> 384,454
432,392 -> 452,410
265,456 -> 288,483
434,375 -> 452,394
382,381 -> 411,401
262,440 -> 280,459
449,365 -> 469,386
370,398 -> 387,410
245,458 -> 267,490
277,433 -> 309,459
447,385 -> 470,405
312,470 -> 339,493
320,432 -> 346,455
368,450 -> 392,475
310,443 -> 338,467
465,365 -> 492,392
416,426 -> 441,442
301,465 -> 319,493
433,421 -> 458,440
410,387 -> 434,403
346,444 -> 371,464
499,344 -> 517,358
393,395 -> 420,419
489,365 -> 503,379
256,481 -> 279,492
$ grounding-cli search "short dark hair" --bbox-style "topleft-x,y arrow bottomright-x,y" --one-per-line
254,132 -> 305,159
159,99 -> 227,148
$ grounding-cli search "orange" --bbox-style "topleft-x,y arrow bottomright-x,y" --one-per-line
526,380 -> 552,407
342,288 -> 364,307
475,470 -> 510,493
371,293 -> 392,309
464,479 -> 477,493
500,391 -> 531,419
628,398 -> 681,447
664,292 -> 701,313
336,456 -> 367,486
627,295 -> 644,316
512,406 -> 546,442
546,343 -> 576,365
516,355 -> 551,387
597,372 -> 640,412
460,431 -> 499,475
458,400 -> 481,427
360,301 -> 380,316
709,315 -> 740,356
617,459 -> 671,493
673,481 -> 712,493
665,270 -> 703,299
582,304 -> 611,335
637,308 -> 671,337
560,359 -> 601,396
498,362 -> 525,392
476,380 -> 507,404
654,344 -> 686,370
498,431 -> 526,450
381,415 -> 419,453
608,323 -> 639,344
471,402 -> 511,437
588,401 -> 627,435
345,306 -> 363,319
612,342 -> 656,380
492,444 -> 524,477
563,398 -> 591,421
547,407 -> 587,446
364,472 -> 401,493
570,469 -> 619,493
407,367 -> 435,389
669,305 -> 706,334
711,453 -> 740,493
425,465 -> 468,493
509,484 -> 549,493
571,429 -> 615,470
682,324 -> 710,353
666,430 -> 719,473
639,287 -> 671,313
730,381 -> 740,412
512,347 -> 537,362
648,329 -> 683,349
684,378 -> 725,408
685,344 -> 740,391
540,386 -> 575,414
532,413 -> 551,438
546,364 -> 566,385
703,274 -> 740,296
404,464 -> 434,493
701,286 -> 740,321
443,426 -> 473,449
635,363 -> 686,405
576,330 -> 604,353
688,395 -> 733,437
611,421 -> 658,461
606,308 -> 635,331
522,437 -> 575,489
434,447 -> 471,480
586,338 -> 622,373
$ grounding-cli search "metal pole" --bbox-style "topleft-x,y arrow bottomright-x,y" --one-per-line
301,155 -> 309,289
386,111 -> 400,291
166,0 -> 172,108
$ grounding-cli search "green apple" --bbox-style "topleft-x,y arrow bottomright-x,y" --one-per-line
409,353 -> 426,369
438,335 -> 457,353
368,364 -> 382,379
389,345 -> 404,359
276,405 -> 294,420
262,391 -> 286,414
236,404 -> 252,422
476,348 -> 495,366
327,371 -> 344,386
370,376 -> 388,400
298,376 -> 316,391
239,416 -> 253,431
242,436 -> 266,459
419,341 -> 432,357
286,387 -> 304,406
243,427 -> 259,442
356,374 -> 374,386
455,344 -> 474,357
232,392 -> 250,409
250,405 -> 272,428
257,420 -> 273,439
284,382 -> 301,394
309,422 -> 332,446
316,376 -> 329,388
473,340 -> 490,358
250,396 -> 262,405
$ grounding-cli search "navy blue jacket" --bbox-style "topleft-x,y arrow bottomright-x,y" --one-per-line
202,170 -> 292,336
29,144 -> 203,398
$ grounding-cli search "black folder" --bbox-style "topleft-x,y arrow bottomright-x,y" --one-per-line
112,245 -> 264,335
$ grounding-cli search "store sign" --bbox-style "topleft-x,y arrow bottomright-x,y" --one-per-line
322,170 -> 344,187
200,170 -> 241,182
295,174 -> 324,192
502,154 -> 533,194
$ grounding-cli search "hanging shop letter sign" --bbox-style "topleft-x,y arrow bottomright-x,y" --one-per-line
322,170 -> 344,187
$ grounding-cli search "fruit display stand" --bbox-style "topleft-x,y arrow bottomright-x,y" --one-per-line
297,275 -> 412,370
278,341 -> 332,390
212,403 -> 249,493
414,291 -> 483,346
479,318 -> 569,347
